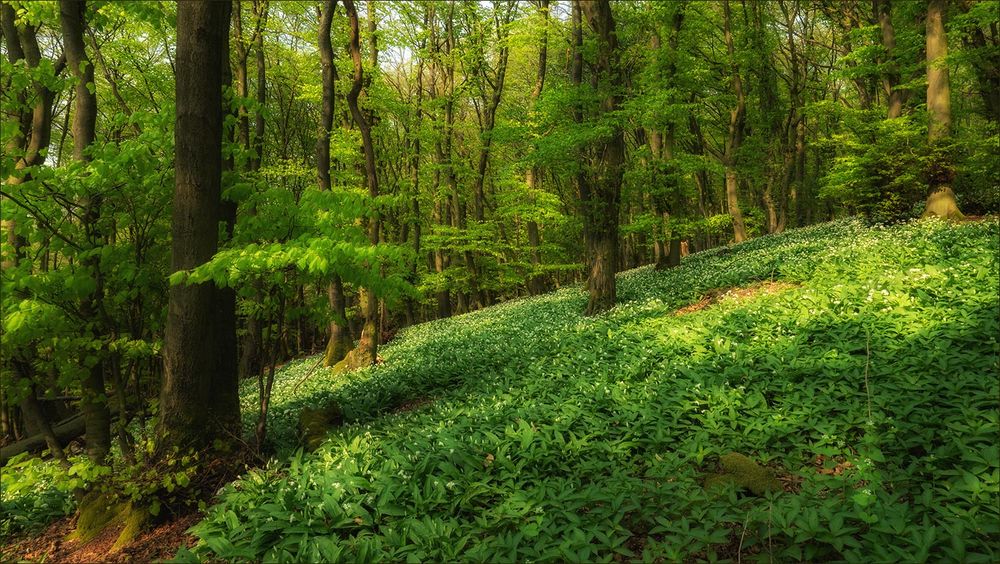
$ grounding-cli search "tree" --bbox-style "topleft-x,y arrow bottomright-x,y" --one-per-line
722,0 -> 748,243
60,0 -> 111,463
578,0 -> 624,315
342,0 -> 380,368
1,2 -> 69,465
876,0 -> 908,119
922,0 -> 964,220
159,0 -> 239,451
526,0 -> 550,295
316,0 -> 353,368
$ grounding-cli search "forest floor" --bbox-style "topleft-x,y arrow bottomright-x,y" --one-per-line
3,217 -> 998,562
3,510 -> 199,563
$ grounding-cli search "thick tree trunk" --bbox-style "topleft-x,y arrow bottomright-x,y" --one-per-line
667,238 -> 682,268
922,0 -> 963,220
579,0 -> 623,316
218,6 -> 240,425
160,0 -> 240,451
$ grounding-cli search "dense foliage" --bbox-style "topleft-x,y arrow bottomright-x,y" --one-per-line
173,218 -> 998,562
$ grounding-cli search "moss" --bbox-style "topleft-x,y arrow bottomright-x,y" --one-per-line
343,347 -> 374,372
298,402 -> 344,451
703,452 -> 782,496
324,336 -> 351,367
922,186 -> 965,221
67,491 -> 124,543
110,503 -> 149,552
703,473 -> 738,492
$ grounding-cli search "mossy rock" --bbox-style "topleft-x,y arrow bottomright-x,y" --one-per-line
703,473 -> 739,492
704,452 -> 782,496
67,491 -> 124,543
298,402 -> 344,451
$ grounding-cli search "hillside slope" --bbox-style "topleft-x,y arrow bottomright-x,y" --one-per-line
192,219 -> 997,561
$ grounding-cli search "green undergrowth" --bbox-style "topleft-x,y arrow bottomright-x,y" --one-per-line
182,218 -> 1000,563
0,453 -> 82,539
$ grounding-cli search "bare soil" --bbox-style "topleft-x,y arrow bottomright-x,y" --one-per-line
675,281 -> 799,316
3,510 -> 200,563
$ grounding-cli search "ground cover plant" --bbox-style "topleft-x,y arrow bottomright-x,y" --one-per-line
172,218 -> 1000,562
0,453 -> 83,539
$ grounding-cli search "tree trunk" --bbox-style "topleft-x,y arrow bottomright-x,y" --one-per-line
160,0 -> 240,452
579,0 -> 623,315
404,9 -> 427,320
324,277 -> 352,365
922,0 -> 963,220
250,0 -> 268,172
60,0 -> 111,464
233,0 -> 251,152
430,4 -> 452,320
876,0 -> 908,119
571,1 -> 594,296
316,0 -> 352,366
722,0 -> 748,243
218,4 -> 240,423
526,8 -> 548,302
960,16 -> 1000,122
1,7 -> 64,452
316,0 -> 336,193
342,0 -> 379,368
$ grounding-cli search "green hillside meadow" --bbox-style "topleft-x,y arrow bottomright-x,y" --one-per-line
3,219 -> 998,562
184,218 -> 1000,562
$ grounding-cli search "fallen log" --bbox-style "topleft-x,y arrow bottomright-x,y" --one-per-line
1,413 -> 85,465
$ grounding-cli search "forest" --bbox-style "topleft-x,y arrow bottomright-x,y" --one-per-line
0,0 -> 998,561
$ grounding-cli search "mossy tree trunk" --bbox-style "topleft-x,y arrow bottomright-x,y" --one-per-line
921,0 -> 963,220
